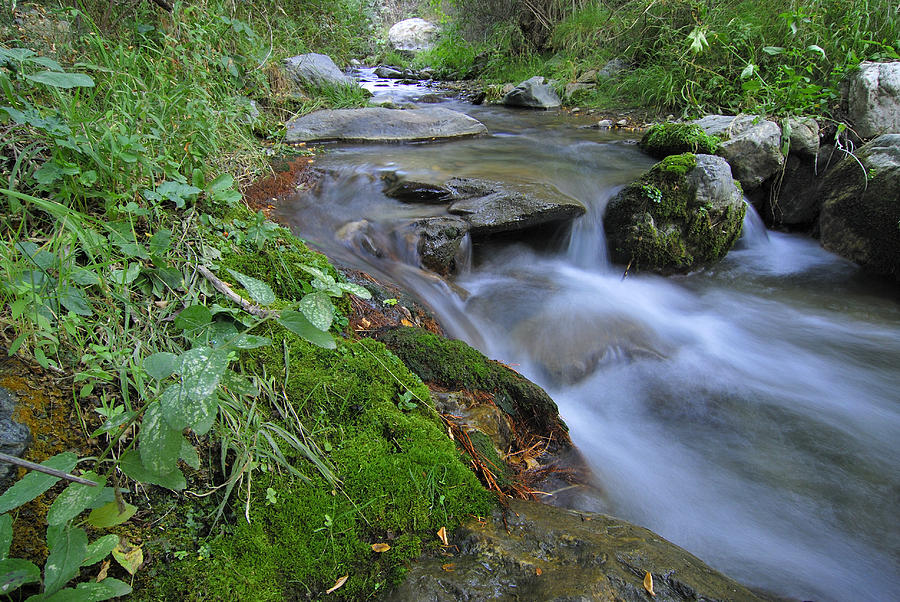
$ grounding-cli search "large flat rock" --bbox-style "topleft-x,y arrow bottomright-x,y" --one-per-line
285,107 -> 487,143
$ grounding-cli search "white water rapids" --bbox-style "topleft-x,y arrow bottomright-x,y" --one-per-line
276,73 -> 900,601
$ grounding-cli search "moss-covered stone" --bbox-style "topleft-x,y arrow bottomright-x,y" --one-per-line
136,331 -> 494,601
375,327 -> 569,443
603,153 -> 746,273
640,123 -> 719,159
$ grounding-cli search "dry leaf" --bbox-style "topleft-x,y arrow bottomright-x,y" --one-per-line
437,526 -> 449,546
371,543 -> 391,553
643,571 -> 656,597
447,427 -> 454,441
525,457 -> 540,470
535,567 -> 542,576
326,575 -> 348,594
95,559 -> 110,582
360,318 -> 372,328
441,563 -> 455,572
112,540 -> 143,576
400,318 -> 415,327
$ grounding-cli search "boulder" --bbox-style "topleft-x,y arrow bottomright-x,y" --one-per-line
282,53 -> 354,89
604,154 -> 746,273
374,65 -> 404,79
819,134 -> 900,279
503,76 -> 561,109
388,18 -> 438,53
390,498 -> 767,602
693,114 -> 784,190
847,61 -> 900,138
640,122 -> 719,159
383,179 -> 452,203
765,147 -> 834,228
284,107 -> 487,143
446,177 -> 586,236
0,385 -> 30,485
564,81 -> 595,100
597,57 -> 629,79
786,117 -> 820,157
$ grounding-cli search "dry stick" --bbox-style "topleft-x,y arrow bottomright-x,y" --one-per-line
0,451 -> 99,487
195,264 -> 277,318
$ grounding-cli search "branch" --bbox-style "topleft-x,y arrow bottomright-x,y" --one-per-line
195,265 -> 277,318
0,452 -> 99,487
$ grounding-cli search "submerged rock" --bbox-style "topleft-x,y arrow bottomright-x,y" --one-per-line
693,114 -> 784,191
847,61 -> 900,138
282,53 -> 354,89
405,216 -> 470,275
390,498 -> 768,601
284,107 -> 487,143
604,154 -> 745,273
819,134 -> 900,280
503,76 -> 561,109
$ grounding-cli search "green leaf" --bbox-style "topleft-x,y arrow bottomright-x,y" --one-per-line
191,395 -> 219,437
180,439 -> 200,470
337,282 -> 372,299
180,347 -> 230,402
110,262 -> 141,286
25,71 -> 95,89
0,558 -> 40,595
143,181 -> 201,209
807,44 -> 826,58
0,452 -> 77,514
148,229 -> 172,255
139,403 -> 184,475
687,27 -> 709,54
117,451 -> 185,491
174,305 -> 212,335
299,291 -> 334,331
222,371 -> 259,396
228,334 -> 271,350
740,63 -> 755,79
0,514 -> 10,560
762,46 -> 785,55
82,534 -> 119,565
58,287 -> 93,316
47,473 -> 106,526
278,310 -> 336,349
69,268 -> 100,286
44,525 -> 88,595
225,269 -> 275,306
87,502 -> 136,530
34,162 -> 63,186
158,384 -> 207,432
42,577 -> 132,601
144,352 -> 179,380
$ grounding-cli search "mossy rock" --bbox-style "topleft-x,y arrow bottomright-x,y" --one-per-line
604,153 -> 746,273
375,327 -> 569,444
640,123 -> 719,159
137,332 -> 495,600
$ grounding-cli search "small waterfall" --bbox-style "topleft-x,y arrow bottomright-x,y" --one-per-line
736,200 -> 770,250
565,186 -> 622,271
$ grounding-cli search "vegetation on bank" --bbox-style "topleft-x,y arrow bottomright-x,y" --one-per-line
0,1 -> 495,599
415,0 -> 898,117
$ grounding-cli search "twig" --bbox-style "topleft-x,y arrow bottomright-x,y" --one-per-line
195,264 -> 277,318
0,451 -> 99,486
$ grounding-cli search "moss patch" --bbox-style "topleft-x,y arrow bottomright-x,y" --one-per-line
375,327 -> 568,442
640,123 -> 719,159
137,332 -> 495,600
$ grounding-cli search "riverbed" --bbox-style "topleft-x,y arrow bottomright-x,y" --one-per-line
276,72 -> 900,601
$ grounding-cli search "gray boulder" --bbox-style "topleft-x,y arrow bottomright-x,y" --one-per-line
405,217 -> 470,275
694,114 -> 784,190
284,107 -> 487,143
766,147 -> 834,228
391,498 -> 767,602
819,134 -> 900,279
0,385 -> 30,486
847,61 -> 900,138
388,18 -> 438,53
503,76 -> 561,109
282,53 -> 354,89
447,178 -> 585,236
786,117 -> 820,157
374,66 -> 404,79
604,154 -> 746,273
598,57 -> 629,79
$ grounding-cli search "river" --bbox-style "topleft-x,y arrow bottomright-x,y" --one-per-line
275,72 -> 900,601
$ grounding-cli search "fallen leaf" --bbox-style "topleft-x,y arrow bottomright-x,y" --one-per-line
400,318 -> 415,327
326,575 -> 348,594
441,563 -> 455,572
112,540 -> 143,575
437,526 -> 449,546
95,559 -> 110,582
643,571 -> 656,597
525,457 -> 540,470
371,543 -> 391,553
535,567 -> 542,576
447,427 -> 454,441
360,318 -> 372,328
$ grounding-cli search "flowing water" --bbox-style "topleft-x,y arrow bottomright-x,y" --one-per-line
277,73 -> 900,601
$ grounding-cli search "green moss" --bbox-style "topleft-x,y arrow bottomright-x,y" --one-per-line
140,331 -> 495,600
658,152 -> 698,177
376,327 -> 566,438
640,123 -> 719,159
